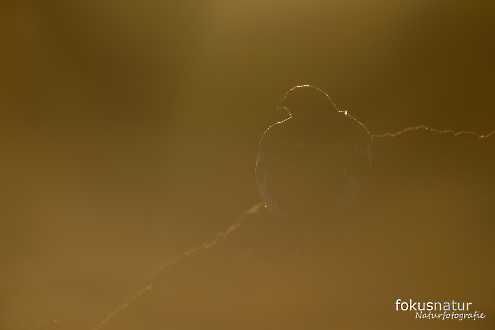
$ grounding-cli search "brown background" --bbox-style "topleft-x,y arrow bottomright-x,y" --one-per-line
1,1 -> 494,329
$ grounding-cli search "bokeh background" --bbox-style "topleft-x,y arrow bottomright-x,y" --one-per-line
1,1 -> 494,329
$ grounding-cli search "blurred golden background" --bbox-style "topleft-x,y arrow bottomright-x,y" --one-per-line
1,1 -> 494,329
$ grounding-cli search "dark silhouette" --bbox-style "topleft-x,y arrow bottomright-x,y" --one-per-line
256,84 -> 372,218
